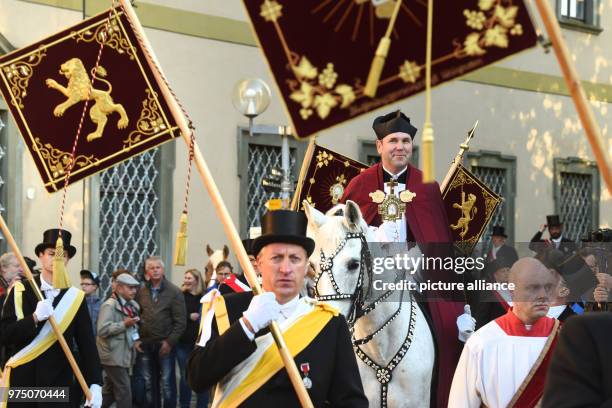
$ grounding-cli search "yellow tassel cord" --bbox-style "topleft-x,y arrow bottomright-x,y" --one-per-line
363,0 -> 403,98
174,212 -> 188,266
52,237 -> 71,289
422,0 -> 435,183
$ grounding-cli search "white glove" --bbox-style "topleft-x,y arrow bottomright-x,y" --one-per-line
84,384 -> 102,408
371,221 -> 400,242
34,298 -> 54,322
457,305 -> 476,343
243,292 -> 281,334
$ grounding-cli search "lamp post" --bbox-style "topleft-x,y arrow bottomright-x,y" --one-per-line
232,78 -> 293,208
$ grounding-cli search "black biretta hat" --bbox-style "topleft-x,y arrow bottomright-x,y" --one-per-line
252,210 -> 315,257
373,110 -> 417,140
34,229 -> 76,259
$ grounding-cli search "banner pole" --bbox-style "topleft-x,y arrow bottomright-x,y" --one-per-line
118,1 -> 314,406
533,0 -> 612,194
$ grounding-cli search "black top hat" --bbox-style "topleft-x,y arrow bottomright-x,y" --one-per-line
34,229 -> 77,259
252,210 -> 315,257
373,110 -> 417,140
242,238 -> 255,256
491,225 -> 507,238
546,215 -> 562,227
80,269 -> 100,286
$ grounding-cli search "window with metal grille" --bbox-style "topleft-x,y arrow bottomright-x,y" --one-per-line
467,151 -> 517,245
554,157 -> 600,242
97,149 -> 162,298
359,140 -> 419,167
557,0 -> 601,33
238,126 -> 307,236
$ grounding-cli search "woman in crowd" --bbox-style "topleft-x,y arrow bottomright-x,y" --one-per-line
176,269 -> 208,408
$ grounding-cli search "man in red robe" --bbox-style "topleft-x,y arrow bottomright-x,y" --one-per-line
340,110 -> 466,408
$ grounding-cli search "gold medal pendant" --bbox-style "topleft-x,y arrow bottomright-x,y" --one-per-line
369,180 -> 416,222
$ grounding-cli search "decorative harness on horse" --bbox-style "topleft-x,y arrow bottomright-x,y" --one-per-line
315,230 -> 417,408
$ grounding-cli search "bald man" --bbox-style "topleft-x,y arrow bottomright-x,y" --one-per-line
449,258 -> 561,408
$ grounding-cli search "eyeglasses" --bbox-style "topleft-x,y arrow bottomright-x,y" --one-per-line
80,282 -> 96,287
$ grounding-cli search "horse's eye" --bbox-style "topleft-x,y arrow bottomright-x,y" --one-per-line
347,260 -> 360,271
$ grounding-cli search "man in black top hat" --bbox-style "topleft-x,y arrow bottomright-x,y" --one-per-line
529,215 -> 576,256
485,225 -> 518,265
0,228 -> 102,408
187,210 -> 367,407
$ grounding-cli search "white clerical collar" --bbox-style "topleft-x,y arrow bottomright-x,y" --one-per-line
279,295 -> 300,319
382,165 -> 407,180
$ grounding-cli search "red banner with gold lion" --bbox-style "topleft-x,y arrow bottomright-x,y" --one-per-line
0,5 -> 179,192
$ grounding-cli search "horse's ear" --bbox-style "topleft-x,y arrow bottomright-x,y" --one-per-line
206,244 -> 214,256
223,245 -> 230,259
303,200 -> 326,229
344,200 -> 363,231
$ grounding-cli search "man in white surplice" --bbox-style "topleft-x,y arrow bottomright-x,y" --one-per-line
449,258 -> 560,408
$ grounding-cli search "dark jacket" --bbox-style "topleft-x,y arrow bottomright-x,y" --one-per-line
542,313 -> 612,407
136,278 -> 186,346
178,291 -> 201,346
187,292 -> 367,408
0,277 -> 102,407
529,231 -> 576,256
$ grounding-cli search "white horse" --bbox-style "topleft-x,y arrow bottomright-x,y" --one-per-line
305,200 -> 435,408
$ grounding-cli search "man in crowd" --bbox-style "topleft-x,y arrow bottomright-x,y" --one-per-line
97,273 -> 141,408
340,109 -> 466,407
0,228 -> 102,407
187,210 -> 367,407
449,258 -> 560,407
530,215 -> 576,256
134,256 -> 186,408
80,269 -> 102,336
485,225 -> 518,264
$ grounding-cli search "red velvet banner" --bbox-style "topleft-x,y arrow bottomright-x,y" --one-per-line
243,0 -> 538,138
0,6 -> 179,192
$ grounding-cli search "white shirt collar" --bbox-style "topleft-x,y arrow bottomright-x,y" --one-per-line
279,295 -> 300,319
40,275 -> 60,300
40,276 -> 54,291
551,236 -> 562,243
382,165 -> 407,180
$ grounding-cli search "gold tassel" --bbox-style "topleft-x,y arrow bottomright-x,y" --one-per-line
52,237 -> 71,289
422,124 -> 435,183
364,37 -> 391,98
174,212 -> 188,266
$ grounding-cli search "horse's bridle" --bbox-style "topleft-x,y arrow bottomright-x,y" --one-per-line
313,231 -> 373,325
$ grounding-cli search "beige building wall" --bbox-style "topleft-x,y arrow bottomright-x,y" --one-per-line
0,0 -> 610,287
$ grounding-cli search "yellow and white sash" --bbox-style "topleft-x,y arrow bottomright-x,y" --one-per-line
0,286 -> 84,405
211,297 -> 337,408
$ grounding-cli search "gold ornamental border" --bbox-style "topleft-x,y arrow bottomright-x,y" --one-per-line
0,6 -> 179,192
442,164 -> 502,253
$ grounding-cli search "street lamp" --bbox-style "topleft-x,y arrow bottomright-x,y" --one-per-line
232,78 -> 294,208
232,78 -> 271,137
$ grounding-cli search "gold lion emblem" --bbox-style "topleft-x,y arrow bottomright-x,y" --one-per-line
450,191 -> 478,239
46,58 -> 128,142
